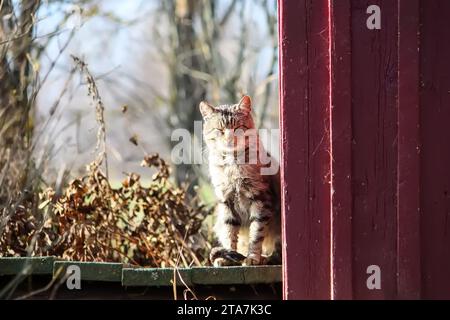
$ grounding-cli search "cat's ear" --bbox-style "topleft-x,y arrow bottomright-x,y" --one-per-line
238,95 -> 252,114
199,101 -> 215,118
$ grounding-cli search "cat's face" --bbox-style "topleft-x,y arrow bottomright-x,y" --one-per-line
199,95 -> 255,154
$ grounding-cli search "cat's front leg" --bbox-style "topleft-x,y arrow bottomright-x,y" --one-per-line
215,202 -> 240,250
244,201 -> 272,266
212,202 -> 241,266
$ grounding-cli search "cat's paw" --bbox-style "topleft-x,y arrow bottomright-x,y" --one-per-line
212,257 -> 226,267
242,254 -> 268,266
210,247 -> 246,267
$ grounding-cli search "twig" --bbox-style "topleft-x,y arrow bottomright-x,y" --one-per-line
14,266 -> 64,300
71,55 -> 109,179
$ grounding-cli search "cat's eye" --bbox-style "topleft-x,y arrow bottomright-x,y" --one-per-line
206,128 -> 221,134
207,128 -> 223,137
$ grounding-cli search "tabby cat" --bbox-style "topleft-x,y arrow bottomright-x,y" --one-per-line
199,95 -> 281,266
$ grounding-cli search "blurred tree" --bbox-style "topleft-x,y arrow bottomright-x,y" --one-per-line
154,0 -> 277,189
0,0 -> 83,212
0,0 -> 41,200
164,0 -> 206,188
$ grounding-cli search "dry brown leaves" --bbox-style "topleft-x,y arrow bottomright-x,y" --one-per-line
0,154 -> 212,267
1,56 -> 212,267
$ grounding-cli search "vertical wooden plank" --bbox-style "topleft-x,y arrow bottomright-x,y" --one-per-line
278,0 -> 309,300
330,0 -> 353,300
278,0 -> 332,299
351,0 -> 398,299
303,0 -> 332,299
419,0 -> 450,299
396,0 -> 421,300
306,0 -> 333,298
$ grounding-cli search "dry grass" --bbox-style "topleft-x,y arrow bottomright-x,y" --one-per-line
0,56 -> 213,268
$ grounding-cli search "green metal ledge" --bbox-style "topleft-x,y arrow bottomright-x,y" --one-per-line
121,266 -> 282,287
0,256 -> 56,276
53,261 -> 123,282
0,257 -> 281,286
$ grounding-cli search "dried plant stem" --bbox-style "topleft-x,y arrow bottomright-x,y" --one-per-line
71,55 -> 109,179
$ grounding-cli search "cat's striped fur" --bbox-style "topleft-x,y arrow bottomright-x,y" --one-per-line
200,96 -> 281,266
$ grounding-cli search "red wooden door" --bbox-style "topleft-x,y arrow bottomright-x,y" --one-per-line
279,0 -> 450,299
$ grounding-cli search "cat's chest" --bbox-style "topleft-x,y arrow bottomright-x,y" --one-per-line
209,164 -> 257,201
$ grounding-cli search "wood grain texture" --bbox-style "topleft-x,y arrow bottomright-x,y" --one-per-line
397,0 -> 421,299
330,0 -> 353,300
419,0 -> 450,299
278,0 -> 450,299
278,0 -> 332,299
350,0 -> 399,299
